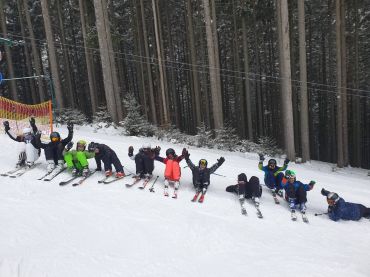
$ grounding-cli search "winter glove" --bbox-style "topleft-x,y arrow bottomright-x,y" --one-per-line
284,158 -> 290,165
66,141 -> 74,151
67,122 -> 74,132
321,188 -> 330,197
217,157 -> 225,166
29,117 -> 36,126
3,121 -> 10,132
128,146 -> 134,157
182,148 -> 190,160
259,154 -> 265,162
154,146 -> 161,155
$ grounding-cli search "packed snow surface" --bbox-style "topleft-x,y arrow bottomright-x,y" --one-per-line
0,125 -> 369,277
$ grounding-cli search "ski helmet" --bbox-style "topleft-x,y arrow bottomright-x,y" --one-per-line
50,132 -> 61,142
268,159 -> 277,167
166,148 -> 175,157
237,173 -> 248,183
87,142 -> 96,152
327,192 -> 339,205
285,170 -> 296,179
77,140 -> 87,150
199,159 -> 208,167
22,127 -> 31,135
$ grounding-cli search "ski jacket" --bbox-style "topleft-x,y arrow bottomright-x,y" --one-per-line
94,143 -> 123,172
129,148 -> 156,161
328,198 -> 362,221
64,150 -> 95,168
155,155 -> 184,181
281,180 -> 312,192
258,162 -> 287,177
185,158 -> 220,185
34,129 -> 73,162
5,124 -> 39,148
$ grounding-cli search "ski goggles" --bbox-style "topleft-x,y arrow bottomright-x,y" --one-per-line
51,137 -> 60,142
199,159 -> 207,167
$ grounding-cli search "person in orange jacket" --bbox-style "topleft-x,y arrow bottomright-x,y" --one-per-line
154,147 -> 185,198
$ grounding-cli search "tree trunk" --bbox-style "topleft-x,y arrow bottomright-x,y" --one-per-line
298,0 -> 310,162
203,0 -> 223,129
335,0 -> 344,167
23,0 -> 46,101
40,0 -> 64,108
152,0 -> 169,125
140,0 -> 157,124
56,0 -> 75,108
93,0 -> 122,123
277,0 -> 295,160
78,0 -> 97,114
16,0 -> 37,103
242,16 -> 253,140
0,2 -> 18,101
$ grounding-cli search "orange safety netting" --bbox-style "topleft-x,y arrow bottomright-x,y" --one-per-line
0,96 -> 52,135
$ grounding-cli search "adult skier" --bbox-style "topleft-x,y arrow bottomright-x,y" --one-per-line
281,170 -> 315,220
87,142 -> 125,178
226,173 -> 263,217
63,140 -> 95,177
154,147 -> 185,198
183,148 -> 225,202
258,154 -> 289,197
3,117 -> 40,168
128,143 -> 156,179
321,188 -> 370,222
33,122 -> 74,173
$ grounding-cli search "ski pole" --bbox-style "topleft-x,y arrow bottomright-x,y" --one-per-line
123,166 -> 135,175
212,172 -> 226,177
149,175 -> 159,192
314,212 -> 328,216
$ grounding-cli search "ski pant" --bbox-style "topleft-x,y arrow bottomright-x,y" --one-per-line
64,152 -> 89,170
135,153 -> 154,176
226,182 -> 262,199
285,184 -> 307,204
194,182 -> 209,193
264,172 -> 284,190
359,205 -> 370,218
102,152 -> 124,173
17,142 -> 39,165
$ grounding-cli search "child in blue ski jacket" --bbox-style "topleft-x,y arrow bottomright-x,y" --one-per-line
281,170 -> 315,213
321,189 -> 370,222
258,154 -> 289,196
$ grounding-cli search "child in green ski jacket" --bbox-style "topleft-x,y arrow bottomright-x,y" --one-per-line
63,140 -> 95,177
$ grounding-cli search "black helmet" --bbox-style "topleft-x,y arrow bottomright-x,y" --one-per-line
50,132 -> 61,142
88,142 -> 96,152
237,173 -> 248,182
199,159 -> 208,167
268,159 -> 277,166
166,148 -> 175,157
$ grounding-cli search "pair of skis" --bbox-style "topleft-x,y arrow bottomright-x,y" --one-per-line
1,164 -> 39,178
125,175 -> 159,192
98,173 -> 132,184
59,170 -> 96,186
191,191 -> 206,203
38,168 -> 66,181
239,198 -> 263,218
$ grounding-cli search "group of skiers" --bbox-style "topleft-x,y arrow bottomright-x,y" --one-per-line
2,118 -> 369,222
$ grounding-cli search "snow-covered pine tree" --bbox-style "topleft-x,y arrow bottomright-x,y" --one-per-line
92,105 -> 114,128
213,123 -> 240,151
120,94 -> 156,136
194,122 -> 213,148
54,108 -> 88,126
257,136 -> 283,156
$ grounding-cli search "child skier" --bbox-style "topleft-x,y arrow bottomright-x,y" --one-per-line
33,122 -> 74,174
183,148 -> 225,202
128,143 -> 156,179
154,147 -> 185,198
87,142 -> 125,178
226,173 -> 262,216
63,140 -> 95,177
281,170 -> 315,221
258,154 -> 289,198
321,188 -> 370,222
3,117 -> 40,168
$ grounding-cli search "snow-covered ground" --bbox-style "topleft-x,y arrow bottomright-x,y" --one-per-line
0,125 -> 369,277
